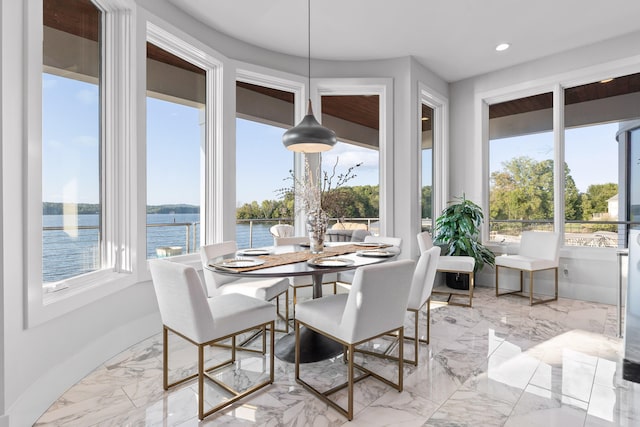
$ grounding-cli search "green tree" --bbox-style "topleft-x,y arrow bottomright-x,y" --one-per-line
490,156 -> 581,221
581,183 -> 618,219
421,185 -> 433,219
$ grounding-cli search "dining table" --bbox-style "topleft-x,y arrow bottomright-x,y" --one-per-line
205,241 -> 399,363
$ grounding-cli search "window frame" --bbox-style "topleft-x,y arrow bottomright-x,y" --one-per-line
314,78 -> 393,236
234,67 -> 303,239
418,82 -> 448,234
144,23 -> 222,260
480,62 -> 640,252
26,0 -> 139,327
24,1 -> 227,327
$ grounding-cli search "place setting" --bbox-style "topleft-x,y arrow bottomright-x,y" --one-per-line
306,256 -> 354,268
355,248 -> 398,258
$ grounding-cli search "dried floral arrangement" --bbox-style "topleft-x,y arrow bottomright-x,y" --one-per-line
277,156 -> 362,216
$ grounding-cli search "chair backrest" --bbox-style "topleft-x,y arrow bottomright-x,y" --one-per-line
416,231 -> 434,252
270,224 -> 294,238
364,235 -> 402,247
274,236 -> 309,246
407,246 -> 440,310
519,231 -> 561,264
340,259 -> 415,343
350,229 -> 372,242
149,260 -> 214,343
199,241 -> 239,297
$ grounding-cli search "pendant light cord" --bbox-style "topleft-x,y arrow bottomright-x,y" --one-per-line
307,0 -> 311,102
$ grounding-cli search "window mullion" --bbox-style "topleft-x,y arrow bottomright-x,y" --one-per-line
102,6 -> 134,273
553,84 -> 565,237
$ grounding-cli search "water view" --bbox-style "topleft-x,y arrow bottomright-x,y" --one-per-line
43,213 -> 280,283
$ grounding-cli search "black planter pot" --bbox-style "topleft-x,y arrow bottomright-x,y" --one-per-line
445,272 -> 470,290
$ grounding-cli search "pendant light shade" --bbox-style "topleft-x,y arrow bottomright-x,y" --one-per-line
282,0 -> 336,153
283,100 -> 337,152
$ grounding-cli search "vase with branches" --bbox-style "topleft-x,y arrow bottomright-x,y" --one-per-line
278,156 -> 361,253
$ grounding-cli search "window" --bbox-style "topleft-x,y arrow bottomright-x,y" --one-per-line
562,76 -> 640,247
320,95 -> 380,234
146,42 -> 205,259
421,103 -> 434,232
489,92 -> 555,242
42,0 -> 102,283
235,81 -> 295,249
487,72 -> 640,247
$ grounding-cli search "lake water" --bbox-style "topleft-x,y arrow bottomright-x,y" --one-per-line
42,213 -> 281,283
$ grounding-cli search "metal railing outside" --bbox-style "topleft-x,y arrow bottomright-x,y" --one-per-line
489,219 -> 640,248
42,217 -> 381,282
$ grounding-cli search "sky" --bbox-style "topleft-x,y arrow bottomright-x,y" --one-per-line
43,73 -> 622,206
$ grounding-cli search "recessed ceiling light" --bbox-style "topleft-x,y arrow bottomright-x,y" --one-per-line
421,117 -> 429,121
495,43 -> 510,52
600,78 -> 614,83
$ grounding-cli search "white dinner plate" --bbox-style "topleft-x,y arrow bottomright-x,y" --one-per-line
237,248 -> 271,256
213,258 -> 265,269
354,242 -> 383,247
356,249 -> 396,258
307,257 -> 354,268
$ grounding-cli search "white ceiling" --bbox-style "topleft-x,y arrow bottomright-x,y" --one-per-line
168,0 -> 640,82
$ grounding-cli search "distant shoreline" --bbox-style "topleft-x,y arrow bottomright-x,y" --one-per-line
42,202 -> 200,215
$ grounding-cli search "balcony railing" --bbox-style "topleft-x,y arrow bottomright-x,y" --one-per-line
42,217 -> 381,283
489,219 -> 640,248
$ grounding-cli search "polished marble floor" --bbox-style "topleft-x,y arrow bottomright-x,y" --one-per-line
35,287 -> 640,426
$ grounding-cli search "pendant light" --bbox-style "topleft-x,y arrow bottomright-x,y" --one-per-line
282,0 -> 337,152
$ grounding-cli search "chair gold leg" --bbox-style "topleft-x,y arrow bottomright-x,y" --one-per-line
469,272 -> 474,307
295,323 -> 404,420
426,299 -> 430,345
198,344 -> 205,420
294,320 -> 300,380
414,310 -> 419,366
530,270 -> 534,306
292,287 -> 298,320
497,266 -> 558,305
163,326 -> 169,390
347,344 -> 354,421
398,327 -> 404,392
164,322 -> 275,421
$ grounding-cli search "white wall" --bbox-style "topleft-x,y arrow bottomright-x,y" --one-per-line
449,30 -> 640,302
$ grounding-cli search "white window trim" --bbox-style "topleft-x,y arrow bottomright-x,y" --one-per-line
313,78 -> 393,236
478,56 -> 640,253
26,0 -> 139,327
418,83 -> 449,230
235,64 -> 307,237
144,22 -> 223,261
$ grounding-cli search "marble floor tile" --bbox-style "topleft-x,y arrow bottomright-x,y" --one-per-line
34,287 -> 640,426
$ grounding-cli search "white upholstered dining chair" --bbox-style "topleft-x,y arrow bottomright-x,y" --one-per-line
495,231 -> 560,305
149,259 -> 275,420
269,224 -> 294,238
273,236 -> 337,319
417,231 -> 476,307
405,245 -> 440,364
200,241 -> 290,333
294,259 -> 415,420
357,246 -> 440,366
336,235 -> 402,285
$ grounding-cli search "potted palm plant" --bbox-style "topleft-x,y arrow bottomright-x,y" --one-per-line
433,194 -> 495,289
